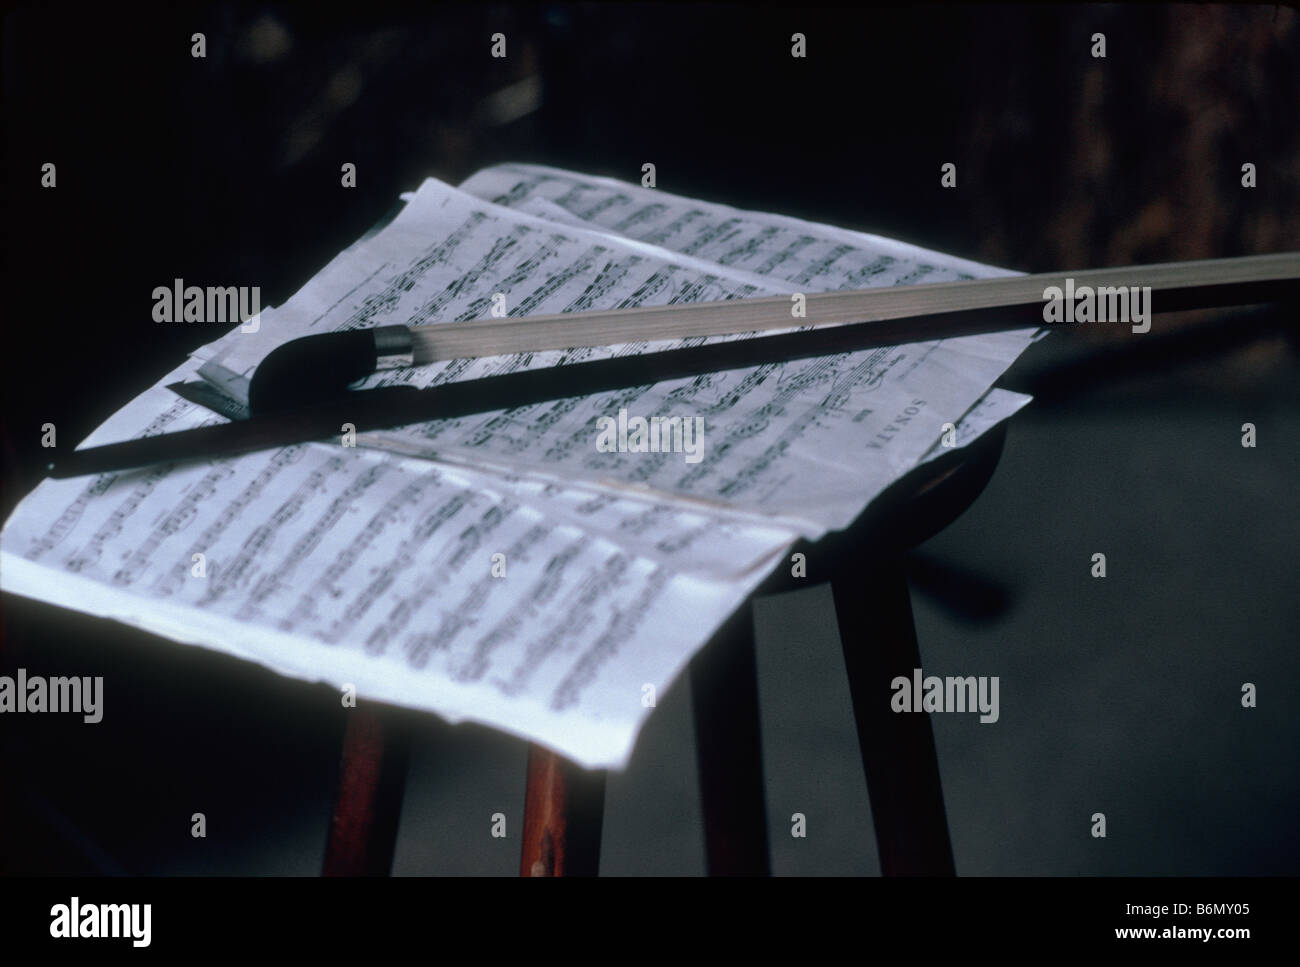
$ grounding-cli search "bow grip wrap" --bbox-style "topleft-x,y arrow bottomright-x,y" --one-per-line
247,326 -> 414,415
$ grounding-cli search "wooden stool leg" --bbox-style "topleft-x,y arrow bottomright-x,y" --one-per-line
831,558 -> 956,876
689,602 -> 770,876
322,706 -> 410,876
520,745 -> 605,876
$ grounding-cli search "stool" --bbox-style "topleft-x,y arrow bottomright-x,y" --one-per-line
323,424 -> 1007,876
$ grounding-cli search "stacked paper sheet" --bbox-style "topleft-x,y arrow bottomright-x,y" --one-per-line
0,166 -> 1033,767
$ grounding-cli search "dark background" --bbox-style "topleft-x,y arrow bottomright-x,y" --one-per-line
1,2 -> 1297,875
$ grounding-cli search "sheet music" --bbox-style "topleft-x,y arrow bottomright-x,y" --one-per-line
201,175 -> 1034,536
0,358 -> 790,767
458,163 -> 1012,280
1,167 -> 1035,769
458,165 -> 1037,478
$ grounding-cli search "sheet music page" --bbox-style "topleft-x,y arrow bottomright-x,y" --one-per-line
0,358 -> 792,768
458,165 -> 1037,477
0,167 -> 1034,769
200,176 -> 1034,536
